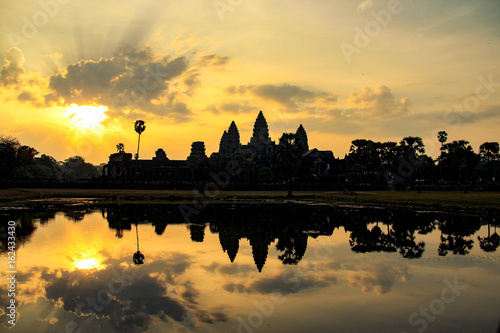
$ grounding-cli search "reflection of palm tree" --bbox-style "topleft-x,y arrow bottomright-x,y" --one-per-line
478,224 -> 500,252
133,224 -> 145,265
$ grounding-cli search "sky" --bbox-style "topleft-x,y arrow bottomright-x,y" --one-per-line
0,0 -> 499,164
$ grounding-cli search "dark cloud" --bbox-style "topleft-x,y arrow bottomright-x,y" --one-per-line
44,47 -> 190,121
194,308 -> 229,324
197,54 -> 229,67
222,282 -> 247,293
180,281 -> 200,305
6,46 -> 229,123
183,72 -> 200,88
201,262 -> 255,275
17,90 -> 37,103
0,47 -> 26,86
220,101 -> 258,114
223,269 -> 337,295
227,83 -> 334,110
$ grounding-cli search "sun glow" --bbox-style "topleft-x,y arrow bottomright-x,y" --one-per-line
66,104 -> 108,131
75,258 -> 101,270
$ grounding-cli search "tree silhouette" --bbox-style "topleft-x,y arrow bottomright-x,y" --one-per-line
478,224 -> 500,252
479,142 -> 499,180
437,131 -> 448,147
440,140 -> 479,183
134,120 -> 146,160
116,143 -> 125,153
277,133 -> 303,197
437,131 -> 447,181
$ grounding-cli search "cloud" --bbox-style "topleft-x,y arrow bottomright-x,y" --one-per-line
226,83 -> 336,111
347,85 -> 412,116
196,54 -> 229,67
44,47 -> 189,115
10,45 -> 230,124
0,47 -> 26,86
194,308 -> 229,324
220,101 -> 259,114
17,90 -> 38,103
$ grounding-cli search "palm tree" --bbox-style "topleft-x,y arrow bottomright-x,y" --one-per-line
116,143 -> 125,153
437,131 -> 447,182
134,120 -> 146,160
437,131 -> 448,147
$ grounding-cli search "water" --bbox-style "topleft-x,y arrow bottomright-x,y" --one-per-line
1,204 -> 499,333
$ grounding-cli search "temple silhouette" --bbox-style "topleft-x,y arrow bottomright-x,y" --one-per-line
103,111 -> 340,185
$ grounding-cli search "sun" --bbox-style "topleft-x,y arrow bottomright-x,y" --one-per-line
75,258 -> 101,270
66,104 -> 108,131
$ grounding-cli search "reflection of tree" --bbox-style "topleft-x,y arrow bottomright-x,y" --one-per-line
0,210 -> 57,254
276,225 -> 308,265
349,222 -> 397,254
477,224 -> 500,252
438,216 -> 480,256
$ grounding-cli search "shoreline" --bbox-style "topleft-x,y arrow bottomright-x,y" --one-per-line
1,188 -> 500,217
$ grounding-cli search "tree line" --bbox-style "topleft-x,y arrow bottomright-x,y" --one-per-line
0,136 -> 101,183
2,128 -> 498,189
346,131 -> 498,189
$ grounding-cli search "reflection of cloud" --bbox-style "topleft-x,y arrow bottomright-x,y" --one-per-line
9,252 -> 229,332
194,308 -> 229,324
223,268 -> 337,295
201,262 -> 254,276
347,263 -> 411,295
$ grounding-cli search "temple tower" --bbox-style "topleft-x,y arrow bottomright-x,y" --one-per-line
296,124 -> 309,153
189,141 -> 207,160
219,121 -> 241,157
248,111 -> 275,155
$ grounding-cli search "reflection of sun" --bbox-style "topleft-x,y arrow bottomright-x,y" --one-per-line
75,258 -> 101,270
66,104 -> 108,131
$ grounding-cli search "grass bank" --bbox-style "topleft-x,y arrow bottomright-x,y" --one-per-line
1,188 -> 499,215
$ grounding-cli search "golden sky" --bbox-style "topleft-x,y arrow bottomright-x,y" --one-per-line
0,0 -> 499,164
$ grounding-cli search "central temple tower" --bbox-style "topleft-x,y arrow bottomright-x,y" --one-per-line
248,111 -> 275,155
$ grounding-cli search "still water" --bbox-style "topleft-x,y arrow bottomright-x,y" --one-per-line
1,203 -> 499,333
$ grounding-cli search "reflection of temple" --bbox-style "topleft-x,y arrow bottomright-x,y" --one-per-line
4,204 -> 496,271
